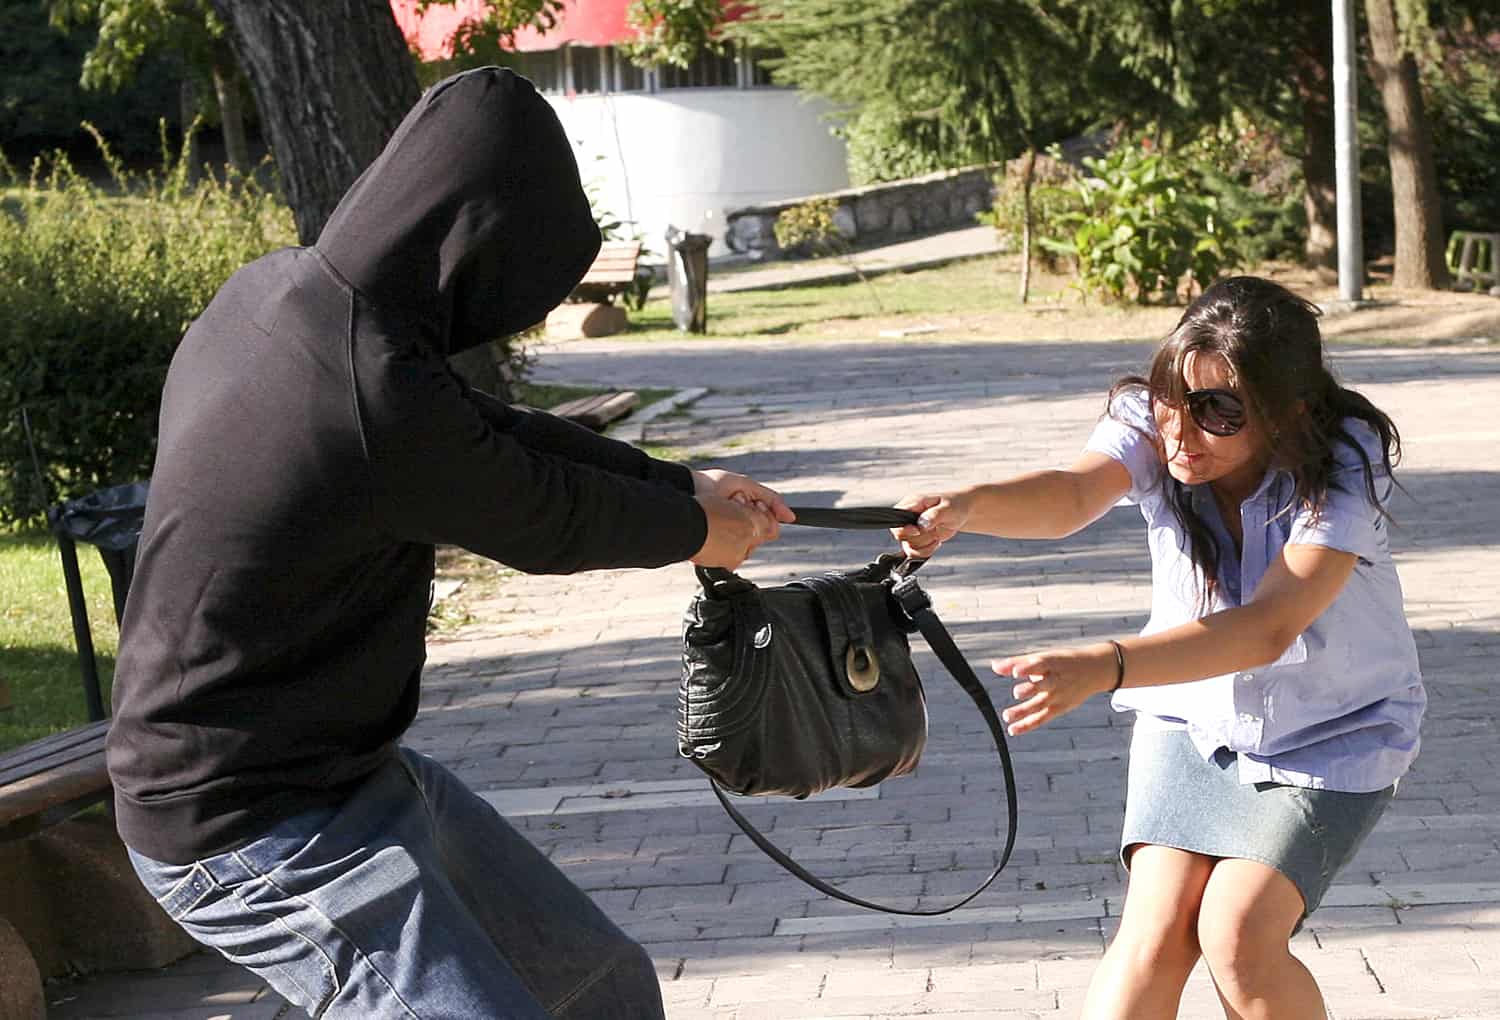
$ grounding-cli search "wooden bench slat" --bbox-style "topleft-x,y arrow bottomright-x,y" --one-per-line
573,241 -> 644,294
579,269 -> 639,285
0,720 -> 110,780
0,754 -> 109,828
552,391 -> 639,430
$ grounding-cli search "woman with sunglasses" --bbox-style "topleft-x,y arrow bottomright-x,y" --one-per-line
893,275 -> 1421,1020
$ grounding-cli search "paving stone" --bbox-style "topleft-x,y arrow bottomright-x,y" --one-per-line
50,337 -> 1500,1018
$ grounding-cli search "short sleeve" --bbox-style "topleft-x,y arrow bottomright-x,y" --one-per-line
1285,423 -> 1391,562
1084,386 -> 1163,505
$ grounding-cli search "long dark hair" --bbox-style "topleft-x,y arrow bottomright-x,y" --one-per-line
1109,276 -> 1401,610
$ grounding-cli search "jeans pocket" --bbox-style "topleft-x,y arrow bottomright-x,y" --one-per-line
133,852 -> 340,1016
158,862 -> 221,920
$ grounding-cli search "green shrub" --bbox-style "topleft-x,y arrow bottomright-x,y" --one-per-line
773,196 -> 843,256
0,125 -> 295,523
773,197 -> 883,311
1043,138 -> 1248,304
978,147 -> 1084,272
841,106 -> 965,187
1175,119 -> 1304,268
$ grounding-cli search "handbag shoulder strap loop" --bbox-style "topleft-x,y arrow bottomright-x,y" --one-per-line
709,576 -> 1020,916
800,573 -> 880,694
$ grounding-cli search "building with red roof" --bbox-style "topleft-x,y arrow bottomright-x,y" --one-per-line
391,0 -> 848,255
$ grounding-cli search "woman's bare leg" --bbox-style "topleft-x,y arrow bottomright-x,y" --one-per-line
1196,858 -> 1326,1020
1080,845 -> 1216,1020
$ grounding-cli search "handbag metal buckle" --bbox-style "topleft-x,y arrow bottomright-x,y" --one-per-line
845,644 -> 880,692
890,573 -> 931,625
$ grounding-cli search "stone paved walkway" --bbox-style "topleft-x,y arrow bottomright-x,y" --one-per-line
45,334 -> 1500,1019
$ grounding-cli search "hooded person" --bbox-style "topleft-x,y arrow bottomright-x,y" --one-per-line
108,67 -> 790,1019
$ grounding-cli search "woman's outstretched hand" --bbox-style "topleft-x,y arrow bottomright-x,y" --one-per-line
994,643 -> 1119,736
892,492 -> 971,558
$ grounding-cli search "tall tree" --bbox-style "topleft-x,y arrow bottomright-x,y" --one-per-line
732,0 -> 1093,301
1082,0 -> 1343,274
207,0 -> 419,243
48,0 -> 254,175
1289,8 -> 1337,275
734,0 -> 1092,181
1363,0 -> 1448,288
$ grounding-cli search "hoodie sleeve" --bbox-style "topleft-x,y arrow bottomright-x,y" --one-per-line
463,386 -> 696,494
358,337 -> 707,573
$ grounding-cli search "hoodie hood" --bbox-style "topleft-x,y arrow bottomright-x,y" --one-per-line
316,67 -> 601,355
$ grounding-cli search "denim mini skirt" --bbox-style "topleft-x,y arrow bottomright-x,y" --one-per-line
1120,725 -> 1395,916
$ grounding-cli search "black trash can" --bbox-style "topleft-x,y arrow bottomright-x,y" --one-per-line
665,226 -> 711,333
47,481 -> 149,720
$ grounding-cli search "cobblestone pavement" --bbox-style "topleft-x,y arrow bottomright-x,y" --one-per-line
47,335 -> 1500,1019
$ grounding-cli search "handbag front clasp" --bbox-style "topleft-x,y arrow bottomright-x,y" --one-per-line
845,644 -> 881,692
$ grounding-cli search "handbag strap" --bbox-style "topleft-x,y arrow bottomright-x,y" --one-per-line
696,506 -> 921,595
786,505 -> 919,530
708,573 -> 1020,916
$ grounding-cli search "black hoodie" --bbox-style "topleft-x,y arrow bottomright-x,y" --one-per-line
107,69 -> 707,864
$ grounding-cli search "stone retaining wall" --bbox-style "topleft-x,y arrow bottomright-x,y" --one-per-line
723,164 -> 999,259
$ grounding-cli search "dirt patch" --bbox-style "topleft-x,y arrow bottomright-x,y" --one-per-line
805,261 -> 1500,344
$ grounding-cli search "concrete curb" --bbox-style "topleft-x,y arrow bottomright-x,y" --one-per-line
610,386 -> 708,445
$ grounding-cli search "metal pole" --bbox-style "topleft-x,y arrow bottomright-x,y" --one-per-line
1332,0 -> 1363,302
52,527 -> 107,723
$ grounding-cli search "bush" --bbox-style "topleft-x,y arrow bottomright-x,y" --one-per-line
0,125 -> 295,523
1043,138 -> 1249,304
978,147 -> 1084,272
841,106 -> 968,187
1176,119 -> 1305,268
773,196 -> 843,256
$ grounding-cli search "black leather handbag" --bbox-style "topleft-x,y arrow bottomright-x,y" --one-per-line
679,506 -> 1017,914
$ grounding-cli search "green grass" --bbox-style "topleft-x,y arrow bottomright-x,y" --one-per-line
0,529 -> 118,753
621,255 -> 1056,339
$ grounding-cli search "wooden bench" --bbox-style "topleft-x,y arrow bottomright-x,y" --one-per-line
0,718 -> 195,1003
546,240 -> 645,340
551,390 -> 640,431
571,239 -> 645,304
0,721 -> 111,846
1448,230 -> 1500,290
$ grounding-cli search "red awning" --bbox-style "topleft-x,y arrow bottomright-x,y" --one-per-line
392,0 -> 743,59
393,0 -> 629,59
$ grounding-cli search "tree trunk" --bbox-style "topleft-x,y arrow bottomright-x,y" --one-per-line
208,0 -> 420,243
1017,145 -> 1036,305
210,38 -> 252,177
1292,11 -> 1337,277
1363,0 -> 1449,289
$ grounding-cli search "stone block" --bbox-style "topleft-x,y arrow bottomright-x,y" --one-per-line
1,816 -> 195,980
852,194 -> 890,234
831,202 -> 858,241
0,917 -> 43,1020
38,817 -> 198,972
544,302 -> 629,340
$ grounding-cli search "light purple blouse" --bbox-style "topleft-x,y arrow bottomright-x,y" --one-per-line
1085,387 -> 1423,792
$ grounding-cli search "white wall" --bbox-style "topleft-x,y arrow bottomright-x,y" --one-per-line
546,89 -> 849,257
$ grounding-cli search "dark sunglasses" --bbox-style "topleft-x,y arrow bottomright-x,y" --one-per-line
1157,388 -> 1247,437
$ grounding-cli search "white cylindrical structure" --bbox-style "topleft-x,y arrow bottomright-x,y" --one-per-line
548,89 -> 849,257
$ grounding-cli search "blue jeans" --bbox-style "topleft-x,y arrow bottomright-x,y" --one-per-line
128,748 -> 665,1019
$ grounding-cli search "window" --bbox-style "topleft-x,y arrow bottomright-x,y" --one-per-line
569,47 -> 602,94
608,47 -> 647,92
501,50 -> 565,94
746,47 -> 784,88
656,47 -> 738,89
